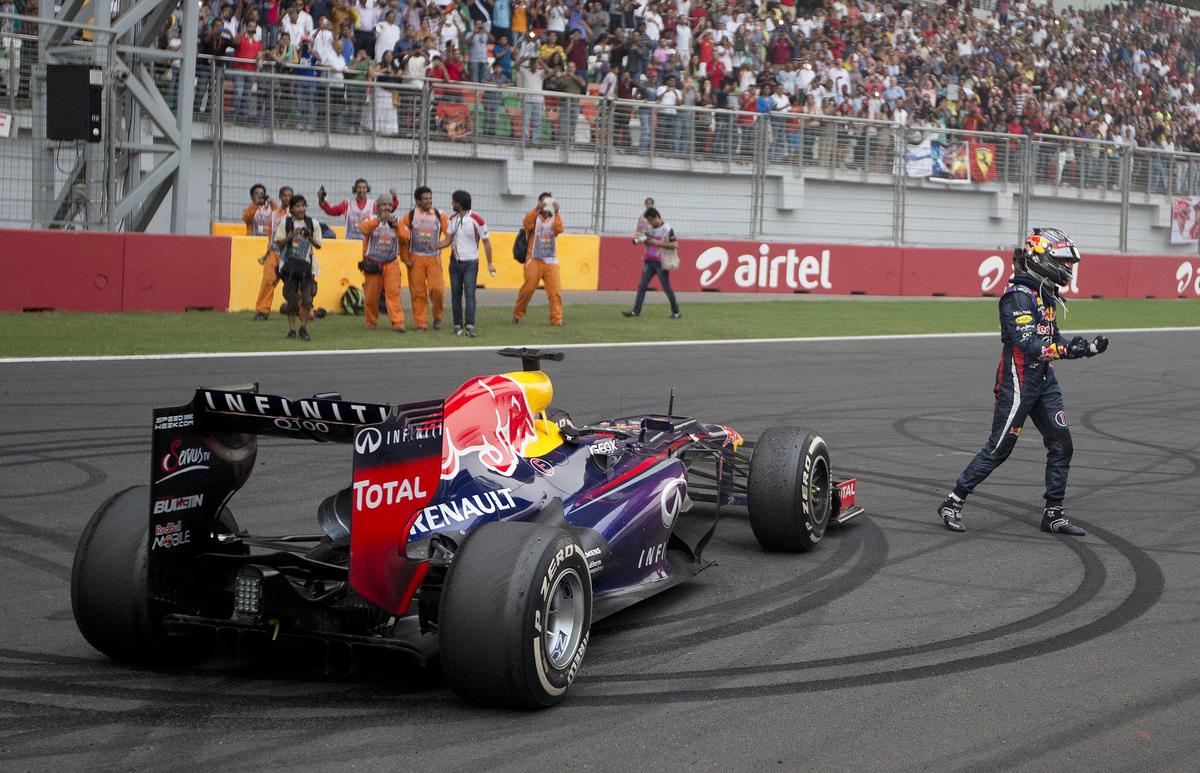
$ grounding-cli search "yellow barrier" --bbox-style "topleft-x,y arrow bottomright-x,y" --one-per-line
213,223 -> 347,239
227,232 -> 600,312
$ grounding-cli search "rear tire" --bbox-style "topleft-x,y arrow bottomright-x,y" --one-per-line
440,522 -> 592,708
747,428 -> 833,552
71,485 -> 227,663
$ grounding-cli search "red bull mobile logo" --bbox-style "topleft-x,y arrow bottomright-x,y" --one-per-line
440,372 -> 553,479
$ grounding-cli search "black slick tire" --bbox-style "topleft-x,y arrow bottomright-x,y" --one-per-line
71,485 -> 218,663
747,427 -> 833,552
440,522 -> 592,708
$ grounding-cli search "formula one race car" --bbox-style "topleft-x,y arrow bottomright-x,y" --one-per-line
71,349 -> 863,708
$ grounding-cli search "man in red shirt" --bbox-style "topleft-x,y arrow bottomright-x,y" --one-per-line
231,25 -> 264,124
318,179 -> 398,240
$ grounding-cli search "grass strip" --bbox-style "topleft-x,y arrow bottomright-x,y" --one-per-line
1,299 -> 1196,358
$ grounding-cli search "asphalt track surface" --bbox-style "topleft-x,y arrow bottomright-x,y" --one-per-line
2,332 -> 1198,771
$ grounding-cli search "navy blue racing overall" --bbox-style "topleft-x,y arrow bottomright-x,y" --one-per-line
953,275 -> 1077,507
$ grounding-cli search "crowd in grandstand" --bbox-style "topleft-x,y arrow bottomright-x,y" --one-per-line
163,0 -> 1200,154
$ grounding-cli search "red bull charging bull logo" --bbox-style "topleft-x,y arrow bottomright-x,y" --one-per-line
440,374 -> 546,479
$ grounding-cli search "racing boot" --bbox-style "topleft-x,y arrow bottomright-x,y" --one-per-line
938,493 -> 965,532
1041,506 -> 1086,536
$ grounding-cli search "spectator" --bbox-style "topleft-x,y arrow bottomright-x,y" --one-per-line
517,56 -> 546,142
280,3 -> 314,44
465,20 -> 491,82
230,22 -> 264,123
656,74 -> 682,153
254,185 -> 293,322
482,60 -> 513,135
622,206 -> 680,319
512,192 -> 565,327
369,52 -> 400,135
493,0 -> 513,46
553,60 -> 587,144
493,34 -> 514,77
353,0 -> 378,55
564,28 -> 588,73
273,194 -> 323,342
398,185 -> 450,332
434,189 -> 495,337
358,194 -> 408,333
374,9 -> 401,62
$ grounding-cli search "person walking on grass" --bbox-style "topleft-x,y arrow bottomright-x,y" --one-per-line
434,190 -> 495,337
623,207 -> 680,319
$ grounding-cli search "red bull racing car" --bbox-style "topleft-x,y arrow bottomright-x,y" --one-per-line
71,349 -> 863,708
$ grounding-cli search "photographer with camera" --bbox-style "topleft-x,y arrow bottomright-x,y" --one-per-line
512,192 -> 565,327
622,207 -> 680,319
273,195 -> 324,342
357,195 -> 408,333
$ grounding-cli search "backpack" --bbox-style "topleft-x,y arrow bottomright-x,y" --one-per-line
512,227 -> 528,264
341,286 -> 365,316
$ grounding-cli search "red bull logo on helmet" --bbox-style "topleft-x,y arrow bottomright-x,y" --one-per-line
441,373 -> 548,479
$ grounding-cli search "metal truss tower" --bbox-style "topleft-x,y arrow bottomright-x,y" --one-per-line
32,0 -> 196,232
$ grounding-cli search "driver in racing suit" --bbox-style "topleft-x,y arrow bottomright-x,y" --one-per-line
938,228 -> 1110,536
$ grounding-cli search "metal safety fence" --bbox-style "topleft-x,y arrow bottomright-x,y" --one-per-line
6,33 -> 1200,252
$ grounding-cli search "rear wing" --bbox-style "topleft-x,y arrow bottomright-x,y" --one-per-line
193,385 -> 440,443
146,385 -> 442,562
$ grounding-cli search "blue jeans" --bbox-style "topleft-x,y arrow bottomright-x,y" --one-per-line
632,259 -> 679,315
449,259 -> 480,327
523,99 -> 543,141
232,74 -> 254,123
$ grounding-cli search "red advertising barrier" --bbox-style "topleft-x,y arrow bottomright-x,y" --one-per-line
0,229 -> 231,312
1127,254 -> 1200,299
899,247 -> 1133,298
123,233 -> 231,311
599,237 -> 904,295
600,237 -> 1199,299
0,229 -> 126,312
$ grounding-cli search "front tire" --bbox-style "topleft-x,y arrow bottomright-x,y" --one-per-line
747,428 -> 833,552
440,522 -> 592,708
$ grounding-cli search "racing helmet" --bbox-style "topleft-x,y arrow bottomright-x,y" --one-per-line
1015,227 -> 1080,287
341,286 -> 365,316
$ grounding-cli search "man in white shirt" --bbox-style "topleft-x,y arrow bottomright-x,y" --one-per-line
374,9 -> 401,62
517,57 -> 546,141
355,0 -> 380,53
434,189 -> 495,337
546,0 -> 568,33
281,4 -> 314,43
656,74 -> 682,153
769,83 -> 791,160
637,1 -> 664,43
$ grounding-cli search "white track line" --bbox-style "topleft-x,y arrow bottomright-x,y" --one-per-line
2,327 -> 1196,365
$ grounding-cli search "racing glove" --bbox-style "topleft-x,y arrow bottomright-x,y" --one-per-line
1086,335 -> 1109,357
1065,336 -> 1089,359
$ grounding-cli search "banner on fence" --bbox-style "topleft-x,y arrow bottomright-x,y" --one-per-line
1170,196 -> 1200,244
903,137 -> 932,178
598,237 -> 1200,299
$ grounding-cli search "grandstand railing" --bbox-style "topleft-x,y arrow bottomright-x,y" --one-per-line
6,32 -> 1200,250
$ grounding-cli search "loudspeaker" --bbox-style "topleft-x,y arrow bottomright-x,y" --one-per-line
47,64 -> 102,142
